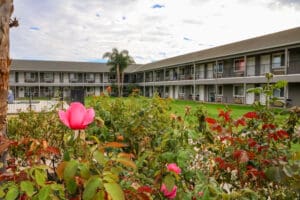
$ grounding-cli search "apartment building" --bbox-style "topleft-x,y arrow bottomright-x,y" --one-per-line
9,27 -> 300,106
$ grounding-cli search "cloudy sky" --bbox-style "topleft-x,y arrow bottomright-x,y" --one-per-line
11,0 -> 300,64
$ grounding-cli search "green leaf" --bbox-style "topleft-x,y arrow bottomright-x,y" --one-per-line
66,179 -> 77,194
79,163 -> 90,179
5,186 -> 19,200
274,80 -> 287,89
163,174 -> 175,191
94,191 -> 105,200
35,169 -> 46,186
21,181 -> 35,197
104,183 -> 125,200
93,150 -> 107,165
83,177 -> 102,200
38,186 -> 51,200
63,160 -> 78,181
247,87 -> 263,94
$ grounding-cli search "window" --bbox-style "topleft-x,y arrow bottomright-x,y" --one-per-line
213,62 -> 223,73
272,53 -> 284,68
273,88 -> 284,98
233,85 -> 244,96
234,59 -> 245,71
44,73 -> 53,82
25,72 -> 35,80
217,85 -> 223,96
165,70 -> 169,77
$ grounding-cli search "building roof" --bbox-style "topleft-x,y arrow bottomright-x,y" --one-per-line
11,60 -> 142,73
11,27 -> 300,73
137,26 -> 300,71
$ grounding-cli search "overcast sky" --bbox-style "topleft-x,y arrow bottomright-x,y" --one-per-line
10,0 -> 300,64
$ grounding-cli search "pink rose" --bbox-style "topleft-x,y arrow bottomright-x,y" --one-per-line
59,102 -> 95,130
161,184 -> 177,199
167,163 -> 181,174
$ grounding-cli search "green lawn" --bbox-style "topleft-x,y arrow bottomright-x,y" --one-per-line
170,99 -> 253,119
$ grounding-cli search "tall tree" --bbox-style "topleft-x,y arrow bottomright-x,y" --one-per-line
103,48 -> 135,97
0,0 -> 17,170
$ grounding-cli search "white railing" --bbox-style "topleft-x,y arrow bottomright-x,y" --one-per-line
8,100 -> 69,114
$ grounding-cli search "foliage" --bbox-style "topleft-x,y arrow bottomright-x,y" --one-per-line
2,80 -> 300,199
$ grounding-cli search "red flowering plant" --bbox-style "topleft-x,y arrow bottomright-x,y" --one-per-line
198,77 -> 300,198
204,105 -> 300,198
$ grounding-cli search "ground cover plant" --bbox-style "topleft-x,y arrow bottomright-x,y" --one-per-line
1,76 -> 300,199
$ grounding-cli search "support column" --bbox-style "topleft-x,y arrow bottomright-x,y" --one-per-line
193,63 -> 196,101
102,73 -> 105,92
244,55 -> 247,77
143,72 -> 146,96
284,48 -> 289,108
243,82 -> 246,104
38,71 -> 41,97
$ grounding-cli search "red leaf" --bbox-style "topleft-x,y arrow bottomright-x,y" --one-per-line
205,117 -> 217,124
243,112 -> 258,119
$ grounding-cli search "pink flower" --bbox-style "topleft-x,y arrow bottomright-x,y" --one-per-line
59,102 -> 95,130
167,163 -> 181,174
160,184 -> 177,199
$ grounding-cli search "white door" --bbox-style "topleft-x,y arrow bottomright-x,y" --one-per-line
260,55 -> 270,75
198,85 -> 205,101
246,84 -> 255,104
246,57 -> 255,76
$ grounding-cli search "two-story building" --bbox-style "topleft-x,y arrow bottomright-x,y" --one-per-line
10,27 -> 300,106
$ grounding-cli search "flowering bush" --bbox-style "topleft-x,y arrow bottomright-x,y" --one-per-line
1,88 -> 299,199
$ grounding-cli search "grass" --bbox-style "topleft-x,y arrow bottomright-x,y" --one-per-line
170,99 -> 253,119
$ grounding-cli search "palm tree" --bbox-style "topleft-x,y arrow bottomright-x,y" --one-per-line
103,48 -> 135,97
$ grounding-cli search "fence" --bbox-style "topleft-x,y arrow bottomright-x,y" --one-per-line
7,100 -> 69,114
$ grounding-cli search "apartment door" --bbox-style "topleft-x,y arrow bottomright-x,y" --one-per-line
246,84 -> 255,104
71,88 -> 85,104
246,57 -> 255,76
198,85 -> 205,101
207,85 -> 215,102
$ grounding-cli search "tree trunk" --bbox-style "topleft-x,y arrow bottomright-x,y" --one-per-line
120,71 -> 124,97
0,0 -> 14,172
116,64 -> 121,97
0,0 -> 13,136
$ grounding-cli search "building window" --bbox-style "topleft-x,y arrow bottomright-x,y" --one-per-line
69,73 -> 78,81
213,62 -> 223,73
86,73 -> 95,82
233,85 -> 244,97
44,72 -> 54,82
272,53 -> 284,68
25,72 -> 36,82
273,88 -> 284,98
217,85 -> 223,96
234,58 -> 245,72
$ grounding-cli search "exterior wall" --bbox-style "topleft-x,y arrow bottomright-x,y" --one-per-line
19,72 -> 24,83
54,72 -> 60,83
174,85 -> 179,99
63,73 -> 68,83
222,85 -> 233,103
18,87 -> 25,98
288,83 -> 300,106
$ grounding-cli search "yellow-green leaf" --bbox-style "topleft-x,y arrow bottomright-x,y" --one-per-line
104,183 -> 125,200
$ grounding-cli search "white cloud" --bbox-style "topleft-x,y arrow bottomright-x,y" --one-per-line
10,0 -> 300,64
